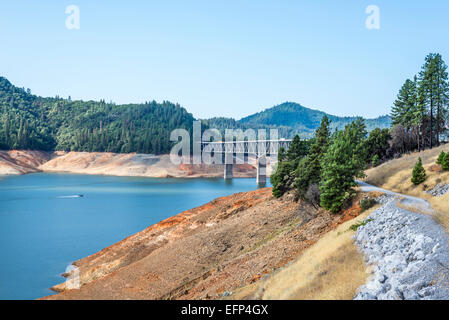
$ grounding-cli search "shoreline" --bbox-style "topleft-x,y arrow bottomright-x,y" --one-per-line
0,150 -> 273,179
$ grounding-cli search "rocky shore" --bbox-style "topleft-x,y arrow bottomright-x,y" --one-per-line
41,187 -> 360,300
0,150 -> 263,178
354,195 -> 449,300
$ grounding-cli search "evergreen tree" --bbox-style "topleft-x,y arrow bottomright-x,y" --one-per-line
442,153 -> 449,171
419,54 -> 437,148
411,157 -> 426,185
277,147 -> 286,163
433,54 -> 449,145
286,135 -> 308,163
391,54 -> 449,152
436,151 -> 446,165
320,120 -> 367,213
391,79 -> 417,129
271,135 -> 308,198
319,131 -> 357,213
364,128 -> 391,162
295,116 -> 331,199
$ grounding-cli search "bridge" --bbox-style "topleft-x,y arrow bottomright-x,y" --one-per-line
201,139 -> 292,185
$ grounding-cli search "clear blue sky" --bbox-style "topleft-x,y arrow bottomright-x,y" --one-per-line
1,1 -> 448,119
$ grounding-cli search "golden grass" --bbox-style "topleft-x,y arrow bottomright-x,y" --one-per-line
364,143 -> 449,230
231,207 -> 378,300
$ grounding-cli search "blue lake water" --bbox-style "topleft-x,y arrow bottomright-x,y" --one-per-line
0,173 -> 269,300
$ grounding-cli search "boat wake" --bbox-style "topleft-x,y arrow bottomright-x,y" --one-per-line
57,195 -> 84,199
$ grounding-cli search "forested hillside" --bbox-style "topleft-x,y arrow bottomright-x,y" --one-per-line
0,77 -> 194,154
0,77 -> 391,154
205,102 -> 391,138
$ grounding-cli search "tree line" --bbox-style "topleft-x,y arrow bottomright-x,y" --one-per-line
391,53 -> 449,153
272,53 -> 449,214
271,116 -> 390,213
0,77 -> 194,154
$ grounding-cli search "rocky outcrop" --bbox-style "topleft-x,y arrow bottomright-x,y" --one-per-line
354,196 -> 449,300
426,184 -> 449,197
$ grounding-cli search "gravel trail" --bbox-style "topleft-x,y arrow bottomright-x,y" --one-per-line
353,182 -> 449,300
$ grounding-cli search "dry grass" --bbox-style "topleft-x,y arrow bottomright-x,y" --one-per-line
364,143 -> 449,229
230,207 -> 378,300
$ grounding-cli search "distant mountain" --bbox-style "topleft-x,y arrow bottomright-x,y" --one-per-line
205,102 -> 391,138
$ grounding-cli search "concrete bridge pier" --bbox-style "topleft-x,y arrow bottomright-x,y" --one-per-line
224,164 -> 233,179
256,156 -> 267,186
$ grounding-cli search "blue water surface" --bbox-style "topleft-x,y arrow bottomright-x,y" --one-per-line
0,173 -> 269,299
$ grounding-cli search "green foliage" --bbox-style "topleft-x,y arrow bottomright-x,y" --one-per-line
295,116 -> 331,199
372,154 -> 380,167
0,77 -> 194,154
349,219 -> 374,232
442,153 -> 449,171
437,151 -> 446,165
320,120 -> 367,213
391,53 -> 449,151
359,198 -> 377,212
277,147 -> 286,162
411,157 -> 427,185
271,135 -> 309,198
286,135 -> 309,163
271,160 -> 297,198
364,128 -> 391,163
391,78 -> 418,128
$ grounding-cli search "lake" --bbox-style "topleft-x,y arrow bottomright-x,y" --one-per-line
0,173 -> 269,300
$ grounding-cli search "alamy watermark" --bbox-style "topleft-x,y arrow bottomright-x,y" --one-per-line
169,121 -> 287,166
66,5 -> 80,30
365,5 -> 380,30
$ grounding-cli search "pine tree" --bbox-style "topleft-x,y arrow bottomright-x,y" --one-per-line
319,131 -> 357,213
418,53 -> 449,148
271,136 -> 308,198
295,116 -> 330,199
442,153 -> 449,171
391,79 -> 417,128
320,120 -> 367,213
419,54 -> 437,148
277,147 -> 286,163
433,54 -> 449,146
286,135 -> 308,163
436,151 -> 446,165
411,157 -> 426,185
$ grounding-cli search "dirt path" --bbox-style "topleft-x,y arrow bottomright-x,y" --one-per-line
357,180 -> 433,213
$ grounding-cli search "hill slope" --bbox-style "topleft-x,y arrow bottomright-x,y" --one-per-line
205,102 -> 391,138
0,77 -> 194,154
0,77 -> 391,153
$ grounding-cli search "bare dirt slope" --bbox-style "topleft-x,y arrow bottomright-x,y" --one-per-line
0,150 -> 258,178
0,150 -> 52,174
42,188 -> 364,300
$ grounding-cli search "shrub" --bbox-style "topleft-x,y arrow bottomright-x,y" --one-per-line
443,153 -> 449,171
349,219 -> 374,231
359,198 -> 377,212
437,151 -> 446,165
411,157 -> 426,185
